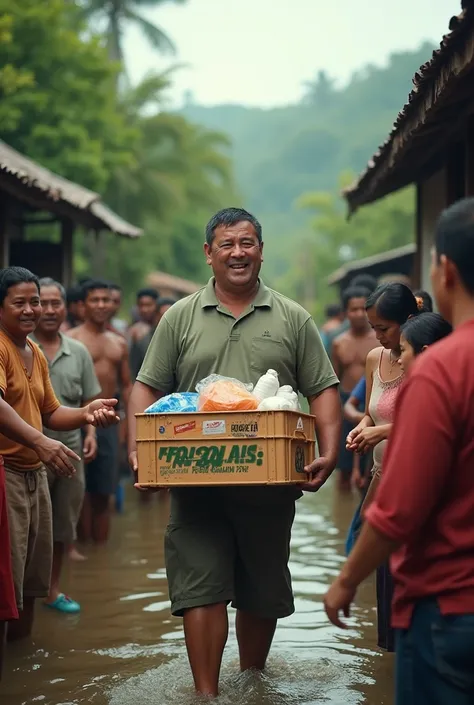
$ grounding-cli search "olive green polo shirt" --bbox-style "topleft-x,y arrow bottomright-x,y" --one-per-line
30,332 -> 101,452
137,278 -> 338,397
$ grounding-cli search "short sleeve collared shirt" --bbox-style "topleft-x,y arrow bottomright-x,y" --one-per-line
31,332 -> 101,452
138,278 -> 338,397
0,331 -> 61,469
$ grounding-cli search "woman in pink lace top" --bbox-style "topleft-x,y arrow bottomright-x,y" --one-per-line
346,283 -> 422,652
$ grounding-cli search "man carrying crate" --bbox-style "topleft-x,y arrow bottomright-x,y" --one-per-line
128,207 -> 341,697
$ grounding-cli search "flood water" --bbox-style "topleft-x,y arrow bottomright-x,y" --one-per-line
2,480 -> 393,705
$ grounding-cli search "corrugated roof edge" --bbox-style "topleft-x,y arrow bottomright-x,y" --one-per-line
327,243 -> 416,285
0,140 -> 142,238
343,1 -> 474,215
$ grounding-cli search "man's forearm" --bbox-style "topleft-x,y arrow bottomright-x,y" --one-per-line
128,381 -> 162,453
339,522 -> 398,589
0,398 -> 44,449
121,383 -> 132,410
44,406 -> 87,431
309,386 -> 341,465
84,424 -> 96,438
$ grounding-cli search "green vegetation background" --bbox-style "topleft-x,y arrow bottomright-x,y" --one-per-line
1,0 -> 430,319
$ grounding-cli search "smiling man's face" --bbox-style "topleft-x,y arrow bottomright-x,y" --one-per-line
204,220 -> 263,291
0,281 -> 42,340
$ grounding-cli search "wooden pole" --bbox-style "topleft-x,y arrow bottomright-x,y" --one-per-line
414,182 -> 422,289
0,194 -> 11,268
60,218 -> 75,287
465,115 -> 474,196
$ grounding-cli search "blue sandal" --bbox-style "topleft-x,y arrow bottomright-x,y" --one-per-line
45,593 -> 81,614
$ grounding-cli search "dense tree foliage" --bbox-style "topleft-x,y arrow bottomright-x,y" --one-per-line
1,0 -> 235,308
0,0 -> 132,191
1,0 -> 432,316
78,0 -> 186,61
275,174 -> 414,319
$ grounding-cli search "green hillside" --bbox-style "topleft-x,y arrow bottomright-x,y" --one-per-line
181,43 -> 432,286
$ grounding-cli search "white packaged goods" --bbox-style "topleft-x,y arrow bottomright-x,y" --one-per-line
277,385 -> 293,396
281,391 -> 299,410
253,369 -> 280,401
257,396 -> 294,411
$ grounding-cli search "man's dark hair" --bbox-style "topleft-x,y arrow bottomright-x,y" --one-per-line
435,197 -> 474,294
205,207 -> 262,246
342,286 -> 371,311
401,313 -> 452,355
109,283 -> 122,293
79,278 -> 110,302
349,273 -> 378,293
66,285 -> 83,305
366,282 -> 418,324
158,297 -> 178,309
137,288 -> 159,301
0,267 -> 39,306
325,303 -> 342,319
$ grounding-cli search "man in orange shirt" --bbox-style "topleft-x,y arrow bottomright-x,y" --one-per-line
0,267 -> 119,642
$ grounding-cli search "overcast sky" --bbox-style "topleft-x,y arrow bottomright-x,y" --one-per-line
123,0 -> 461,108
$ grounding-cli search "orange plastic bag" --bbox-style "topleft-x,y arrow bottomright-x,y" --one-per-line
196,376 -> 259,412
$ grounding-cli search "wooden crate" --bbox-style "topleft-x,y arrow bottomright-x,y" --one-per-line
136,410 -> 316,486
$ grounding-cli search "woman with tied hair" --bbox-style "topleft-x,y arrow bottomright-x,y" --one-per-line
346,282 -> 423,652
398,313 -> 452,374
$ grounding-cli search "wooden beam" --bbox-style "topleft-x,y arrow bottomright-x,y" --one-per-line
465,113 -> 474,195
15,216 -> 59,226
414,182 -> 422,289
60,219 -> 75,287
0,194 -> 11,268
446,139 -> 466,205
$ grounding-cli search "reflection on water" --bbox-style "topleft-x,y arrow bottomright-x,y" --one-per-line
1,481 -> 393,705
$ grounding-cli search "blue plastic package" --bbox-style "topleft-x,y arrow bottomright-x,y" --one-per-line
144,392 -> 198,414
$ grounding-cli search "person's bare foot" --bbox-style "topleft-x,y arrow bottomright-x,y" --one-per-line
68,546 -> 87,561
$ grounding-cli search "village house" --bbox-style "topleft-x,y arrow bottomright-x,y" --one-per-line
343,0 -> 474,293
0,140 -> 141,285
146,271 -> 201,300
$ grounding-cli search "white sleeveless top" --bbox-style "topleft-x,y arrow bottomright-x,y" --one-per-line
368,349 -> 405,475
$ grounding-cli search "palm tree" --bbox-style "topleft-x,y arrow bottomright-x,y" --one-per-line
106,70 -> 234,226
79,0 -> 186,66
99,71 -> 236,285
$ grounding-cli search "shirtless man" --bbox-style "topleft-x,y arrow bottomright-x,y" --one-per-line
108,283 -> 128,337
129,288 -> 159,343
129,294 -> 177,381
331,286 -> 378,491
69,279 -> 131,543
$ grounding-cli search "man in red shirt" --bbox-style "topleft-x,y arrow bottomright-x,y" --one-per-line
324,197 -> 474,705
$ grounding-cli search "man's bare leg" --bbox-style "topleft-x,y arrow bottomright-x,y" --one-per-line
7,597 -> 35,641
68,545 -> 87,561
77,493 -> 92,543
236,610 -> 277,672
44,542 -> 63,604
337,471 -> 352,493
183,603 -> 228,696
90,493 -> 110,544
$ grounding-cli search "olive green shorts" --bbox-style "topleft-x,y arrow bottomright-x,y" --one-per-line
47,456 -> 85,544
165,486 -> 298,619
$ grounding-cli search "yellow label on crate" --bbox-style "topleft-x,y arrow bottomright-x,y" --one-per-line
158,444 -> 264,476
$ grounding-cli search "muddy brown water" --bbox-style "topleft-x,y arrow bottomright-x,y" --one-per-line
2,481 -> 393,705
